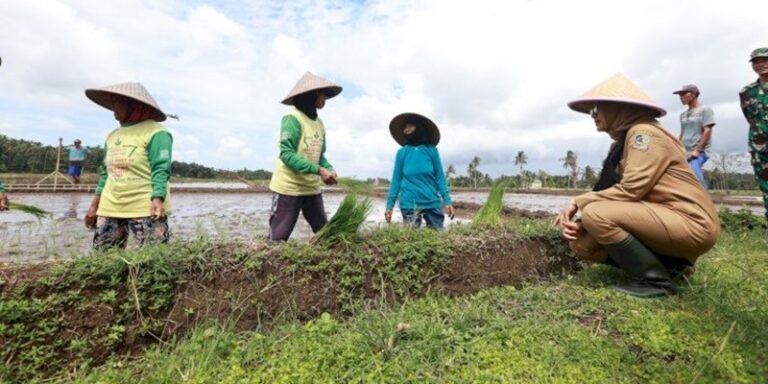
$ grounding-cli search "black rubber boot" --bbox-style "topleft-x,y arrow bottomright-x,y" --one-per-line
655,253 -> 694,280
602,257 -> 620,268
604,235 -> 676,298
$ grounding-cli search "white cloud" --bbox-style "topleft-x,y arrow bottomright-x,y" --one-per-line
215,136 -> 254,160
1,0 -> 766,178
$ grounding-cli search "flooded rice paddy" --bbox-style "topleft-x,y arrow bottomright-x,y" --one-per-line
0,191 -> 759,263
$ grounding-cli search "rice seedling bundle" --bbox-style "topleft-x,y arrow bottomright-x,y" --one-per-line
314,193 -> 372,245
472,181 -> 506,227
8,202 -> 51,219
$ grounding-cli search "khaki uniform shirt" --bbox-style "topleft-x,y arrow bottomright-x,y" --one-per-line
575,123 -> 720,247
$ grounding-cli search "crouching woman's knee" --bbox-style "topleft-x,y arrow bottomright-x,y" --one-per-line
568,230 -> 609,263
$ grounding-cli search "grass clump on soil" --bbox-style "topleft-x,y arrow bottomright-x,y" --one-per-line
0,221 -> 574,383
0,239 -> 237,382
472,181 -> 506,227
8,201 -> 51,219
74,226 -> 768,384
717,205 -> 767,231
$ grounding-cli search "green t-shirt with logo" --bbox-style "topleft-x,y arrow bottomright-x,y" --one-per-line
95,120 -> 173,218
269,108 -> 334,196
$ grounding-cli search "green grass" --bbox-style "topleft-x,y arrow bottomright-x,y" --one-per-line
337,177 -> 372,193
2,211 -> 765,383
66,224 -> 768,383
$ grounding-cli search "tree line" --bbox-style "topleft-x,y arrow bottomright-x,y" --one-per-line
444,150 -> 757,191
0,134 -> 271,180
1,135 -> 756,190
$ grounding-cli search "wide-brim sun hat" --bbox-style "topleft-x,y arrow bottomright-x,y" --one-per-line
281,72 -> 343,105
567,73 -> 667,117
389,112 -> 440,146
85,82 -> 167,122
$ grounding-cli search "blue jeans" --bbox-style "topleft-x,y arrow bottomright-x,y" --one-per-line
688,151 -> 708,189
401,208 -> 445,230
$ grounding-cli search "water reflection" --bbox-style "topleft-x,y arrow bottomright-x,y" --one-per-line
63,197 -> 79,219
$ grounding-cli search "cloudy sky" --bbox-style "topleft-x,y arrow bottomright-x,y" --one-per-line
0,0 -> 765,178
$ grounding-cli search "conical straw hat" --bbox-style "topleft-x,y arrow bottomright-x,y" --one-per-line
567,73 -> 666,117
281,72 -> 343,105
389,112 -> 440,146
85,82 -> 167,122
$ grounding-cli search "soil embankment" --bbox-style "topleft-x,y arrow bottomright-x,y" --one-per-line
0,225 -> 578,382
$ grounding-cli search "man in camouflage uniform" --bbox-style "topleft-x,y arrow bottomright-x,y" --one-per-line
739,47 -> 768,222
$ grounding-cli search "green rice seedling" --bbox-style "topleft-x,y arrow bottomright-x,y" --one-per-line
314,193 -> 372,245
337,177 -> 371,193
8,202 -> 51,219
472,181 -> 506,227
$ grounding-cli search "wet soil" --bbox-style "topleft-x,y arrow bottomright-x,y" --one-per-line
452,200 -> 552,220
3,190 -> 758,264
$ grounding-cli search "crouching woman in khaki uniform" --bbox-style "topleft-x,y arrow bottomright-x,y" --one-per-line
554,74 -> 720,298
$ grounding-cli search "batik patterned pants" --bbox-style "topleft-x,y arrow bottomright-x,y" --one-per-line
93,216 -> 170,250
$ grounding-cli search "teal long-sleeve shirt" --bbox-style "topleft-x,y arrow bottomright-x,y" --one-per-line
279,115 -> 334,174
0,180 -> 5,193
95,130 -> 173,200
386,144 -> 452,211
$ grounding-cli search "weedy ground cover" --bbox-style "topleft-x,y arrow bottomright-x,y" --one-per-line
0,218 -> 574,383
71,223 -> 767,383
2,208 -> 764,383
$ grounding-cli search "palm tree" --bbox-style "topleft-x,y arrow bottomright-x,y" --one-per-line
560,150 -> 579,188
446,164 -> 456,186
583,165 -> 597,188
467,156 -> 481,189
537,170 -> 550,188
514,151 -> 528,188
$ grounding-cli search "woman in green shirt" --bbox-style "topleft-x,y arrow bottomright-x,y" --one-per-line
268,72 -> 341,241
83,82 -> 174,250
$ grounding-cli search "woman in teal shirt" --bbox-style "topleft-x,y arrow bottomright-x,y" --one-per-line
385,113 -> 454,229
0,181 -> 8,211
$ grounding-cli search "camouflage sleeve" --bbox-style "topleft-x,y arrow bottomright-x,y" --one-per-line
739,90 -> 750,121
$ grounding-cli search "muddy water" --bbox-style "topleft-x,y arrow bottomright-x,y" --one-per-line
2,192 -> 446,263
0,191 -> 759,263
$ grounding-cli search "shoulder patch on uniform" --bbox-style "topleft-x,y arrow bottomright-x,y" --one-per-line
631,132 -> 651,151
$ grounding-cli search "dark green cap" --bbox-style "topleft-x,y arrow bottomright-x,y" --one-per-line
750,47 -> 768,62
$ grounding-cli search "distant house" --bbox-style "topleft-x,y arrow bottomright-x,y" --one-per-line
529,178 -> 543,189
